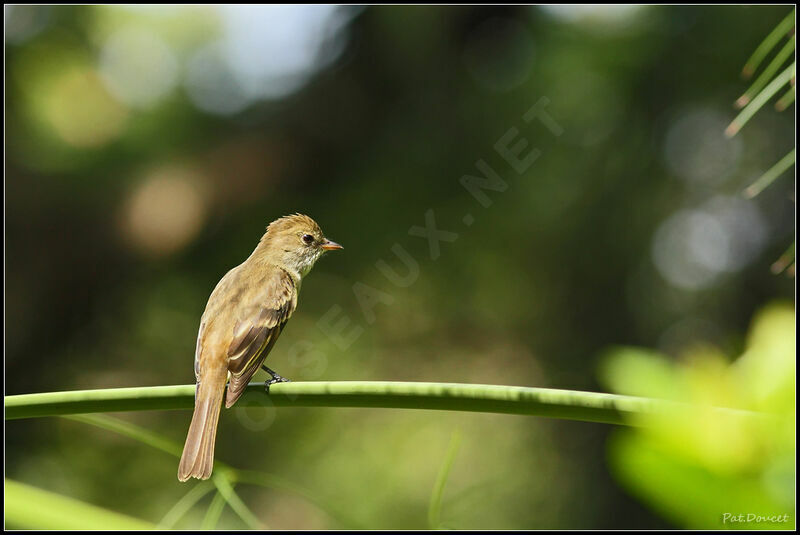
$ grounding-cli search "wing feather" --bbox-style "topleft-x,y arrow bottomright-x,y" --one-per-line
223,269 -> 297,407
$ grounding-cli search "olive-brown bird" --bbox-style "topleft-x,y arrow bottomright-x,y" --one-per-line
178,214 -> 342,482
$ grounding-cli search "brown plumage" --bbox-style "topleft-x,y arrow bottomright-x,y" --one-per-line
178,214 -> 342,482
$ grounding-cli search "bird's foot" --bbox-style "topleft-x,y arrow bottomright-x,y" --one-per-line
262,365 -> 291,393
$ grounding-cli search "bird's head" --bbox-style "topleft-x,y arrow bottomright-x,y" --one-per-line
258,214 -> 342,278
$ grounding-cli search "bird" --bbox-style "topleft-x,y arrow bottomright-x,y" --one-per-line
178,214 -> 343,481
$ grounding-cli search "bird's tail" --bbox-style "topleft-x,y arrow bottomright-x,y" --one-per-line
178,369 -> 227,482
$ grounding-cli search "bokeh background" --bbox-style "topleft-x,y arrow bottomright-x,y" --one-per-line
5,5 -> 795,530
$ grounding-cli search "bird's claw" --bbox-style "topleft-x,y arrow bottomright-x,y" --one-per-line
262,365 -> 290,393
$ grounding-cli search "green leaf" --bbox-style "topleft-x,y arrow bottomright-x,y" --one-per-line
4,479 -> 155,530
609,433 -> 795,530
597,346 -> 686,400
604,304 -> 796,530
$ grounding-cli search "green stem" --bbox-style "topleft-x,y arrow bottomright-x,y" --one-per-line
428,430 -> 462,529
212,474 -> 264,530
5,381 -> 766,426
770,242 -> 796,275
775,85 -> 795,111
66,413 -> 183,457
233,470 -> 365,530
67,414 -> 357,529
726,62 -> 795,137
741,9 -> 795,78
744,148 -> 796,198
201,491 -> 227,530
736,36 -> 795,108
158,482 -> 215,529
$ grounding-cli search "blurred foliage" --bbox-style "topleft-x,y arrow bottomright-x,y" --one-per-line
4,4 -> 795,529
601,303 -> 795,529
5,478 -> 155,530
727,9 -> 795,277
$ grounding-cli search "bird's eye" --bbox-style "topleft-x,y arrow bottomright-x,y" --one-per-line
302,234 -> 314,245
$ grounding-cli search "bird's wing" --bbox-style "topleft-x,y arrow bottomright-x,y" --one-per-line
224,268 -> 297,407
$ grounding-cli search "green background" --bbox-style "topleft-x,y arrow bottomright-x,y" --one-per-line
5,5 -> 795,529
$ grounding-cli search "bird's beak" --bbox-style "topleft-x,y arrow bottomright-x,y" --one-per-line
321,239 -> 343,251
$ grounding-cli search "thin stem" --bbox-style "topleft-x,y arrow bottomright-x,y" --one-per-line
66,413 -> 183,458
65,416 -> 255,528
428,430 -> 462,529
770,242 -> 796,275
744,148 -> 796,198
736,36 -> 795,108
66,414 -> 357,529
726,62 -> 795,137
66,413 -> 240,474
201,491 -> 227,530
233,470 -> 364,530
775,85 -> 795,111
5,381 -> 767,426
741,9 -> 795,79
158,482 -> 215,529
212,474 -> 265,530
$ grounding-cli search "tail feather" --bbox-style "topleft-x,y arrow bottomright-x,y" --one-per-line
178,373 -> 226,482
